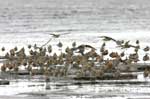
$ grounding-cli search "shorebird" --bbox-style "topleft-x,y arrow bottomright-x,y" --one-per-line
85,48 -> 98,58
129,53 -> 139,62
53,53 -> 58,60
96,55 -> 103,63
10,49 -> 15,56
72,44 -> 95,55
143,46 -> 149,52
1,64 -> 6,72
48,45 -> 52,53
109,52 -> 119,58
119,41 -> 140,49
105,60 -> 113,69
136,40 -> 139,45
144,68 -> 149,77
143,54 -> 149,62
57,42 -> 63,48
72,42 -> 76,48
100,42 -> 106,52
99,36 -> 124,45
50,33 -> 70,38
120,51 -> 125,57
1,47 -> 5,51
102,50 -> 108,56
14,46 -> 18,51
77,44 -> 95,50
5,52 -> 9,58
28,44 -> 32,49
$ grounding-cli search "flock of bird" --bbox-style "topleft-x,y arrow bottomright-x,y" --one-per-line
0,33 -> 150,79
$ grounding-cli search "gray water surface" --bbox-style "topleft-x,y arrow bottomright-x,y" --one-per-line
0,0 -> 150,34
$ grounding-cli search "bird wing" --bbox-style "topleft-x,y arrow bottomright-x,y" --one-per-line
50,33 -> 69,37
77,45 -> 84,49
49,33 -> 57,36
130,45 -> 139,49
117,45 -> 126,49
84,45 -> 96,49
99,36 -> 116,42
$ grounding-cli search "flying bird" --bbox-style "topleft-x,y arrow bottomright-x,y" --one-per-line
118,41 -> 139,49
77,44 -> 96,50
50,33 -> 70,38
99,36 -> 124,45
72,44 -> 95,55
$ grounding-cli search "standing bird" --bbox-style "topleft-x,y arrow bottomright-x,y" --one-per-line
143,46 -> 149,52
144,68 -> 149,78
136,40 -> 139,45
100,42 -> 106,52
57,42 -> 63,48
14,46 -> 18,51
57,42 -> 63,51
50,33 -> 70,38
1,47 -> 5,51
120,51 -> 125,57
28,44 -> 32,49
143,54 -> 149,62
99,36 -> 124,45
72,42 -> 76,48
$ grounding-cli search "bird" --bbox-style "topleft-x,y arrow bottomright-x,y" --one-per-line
72,44 -> 95,55
109,52 -> 119,58
50,33 -> 70,38
57,42 -> 63,48
77,44 -> 95,50
100,42 -> 106,52
14,46 -> 18,51
143,46 -> 149,52
118,40 -> 130,49
1,47 -> 5,51
143,54 -> 149,62
144,68 -> 149,77
129,53 -> 139,63
27,45 -> 31,50
136,40 -> 139,45
118,41 -> 139,49
120,51 -> 125,57
102,50 -> 108,56
72,42 -> 76,48
99,36 -> 115,41
99,36 -> 124,45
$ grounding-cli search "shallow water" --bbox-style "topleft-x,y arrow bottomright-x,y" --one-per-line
1,76 -> 150,99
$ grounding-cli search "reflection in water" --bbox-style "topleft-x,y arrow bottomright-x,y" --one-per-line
0,75 -> 150,99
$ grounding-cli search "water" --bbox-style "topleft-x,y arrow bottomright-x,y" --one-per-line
0,0 -> 150,34
0,0 -> 149,46
0,75 -> 150,99
0,0 -> 150,98
0,0 -> 150,46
